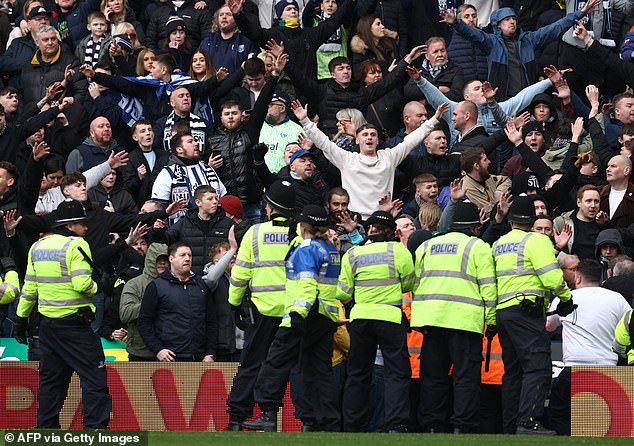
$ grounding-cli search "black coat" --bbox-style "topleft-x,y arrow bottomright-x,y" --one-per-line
160,208 -> 233,275
119,148 -> 171,207
401,152 -> 461,188
208,75 -> 278,203
234,0 -> 355,82
451,126 -> 508,155
286,58 -> 408,137
20,49 -> 87,106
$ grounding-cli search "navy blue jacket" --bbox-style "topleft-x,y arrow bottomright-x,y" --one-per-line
446,30 -> 489,82
138,270 -> 217,358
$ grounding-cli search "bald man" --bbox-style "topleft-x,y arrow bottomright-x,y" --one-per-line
451,100 -> 508,154
388,101 -> 429,166
600,155 -> 634,228
66,117 -> 121,173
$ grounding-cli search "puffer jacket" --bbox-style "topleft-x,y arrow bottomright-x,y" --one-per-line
286,58 -> 408,137
145,0 -> 212,50
452,6 -> 583,100
446,30 -> 489,82
161,208 -> 233,275
119,243 -> 168,359
20,48 -> 87,106
207,74 -> 278,204
0,34 -> 37,89
138,269 -> 216,358
88,184 -> 139,215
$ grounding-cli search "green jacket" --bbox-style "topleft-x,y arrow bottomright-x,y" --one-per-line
119,243 -> 168,358
614,310 -> 634,365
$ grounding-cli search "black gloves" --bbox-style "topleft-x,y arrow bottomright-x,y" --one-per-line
14,317 -> 28,345
0,257 -> 17,273
230,303 -> 250,330
289,312 -> 304,335
485,324 -> 497,340
556,299 -> 577,317
252,143 -> 268,164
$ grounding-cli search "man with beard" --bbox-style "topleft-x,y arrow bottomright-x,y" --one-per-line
209,55 -> 286,223
198,4 -> 257,74
152,131 -> 226,225
326,187 -> 364,254
277,149 -> 323,211
460,147 -> 510,214
553,185 -> 610,260
259,90 -> 302,173
66,117 -> 122,172
153,87 -> 212,154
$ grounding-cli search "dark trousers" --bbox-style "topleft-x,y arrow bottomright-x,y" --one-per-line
479,384 -> 503,434
226,308 -> 281,421
343,319 -> 410,432
419,327 -> 482,432
254,310 -> 340,431
545,367 -> 571,435
497,306 -> 552,433
127,353 -> 154,361
37,315 -> 111,429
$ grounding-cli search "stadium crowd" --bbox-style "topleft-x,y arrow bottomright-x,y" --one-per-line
0,0 -> 633,436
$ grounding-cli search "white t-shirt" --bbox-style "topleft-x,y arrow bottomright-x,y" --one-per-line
547,287 -> 632,366
608,188 -> 626,219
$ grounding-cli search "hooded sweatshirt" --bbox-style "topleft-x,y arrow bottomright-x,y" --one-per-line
119,243 -> 168,359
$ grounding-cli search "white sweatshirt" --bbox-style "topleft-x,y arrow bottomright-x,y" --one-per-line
301,116 -> 439,219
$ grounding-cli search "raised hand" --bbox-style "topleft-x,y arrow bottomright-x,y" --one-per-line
434,102 -> 450,120
194,0 -> 206,9
275,53 -> 289,73
3,209 -> 22,235
59,97 -> 74,110
495,191 -> 512,223
479,207 -> 490,226
63,64 -> 75,84
107,150 -> 129,169
297,132 -> 314,150
33,141 -> 50,162
79,63 -> 95,78
166,197 -> 188,215
504,121 -> 523,146
404,45 -> 427,64
291,99 -> 308,121
439,8 -> 456,24
265,38 -> 284,58
571,117 -> 584,143
337,211 -> 358,234
581,0 -> 600,16
552,78 -> 571,102
137,164 -> 147,180
513,111 -> 531,129
595,210 -> 609,225
543,65 -> 572,85
225,0 -> 244,15
573,20 -> 592,45
554,223 -> 572,250
126,222 -> 149,245
216,67 -> 229,81
450,178 -> 465,202
228,225 -> 238,253
481,81 -> 498,102
405,65 -> 421,81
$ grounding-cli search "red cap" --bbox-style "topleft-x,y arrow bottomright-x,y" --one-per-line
219,195 -> 243,219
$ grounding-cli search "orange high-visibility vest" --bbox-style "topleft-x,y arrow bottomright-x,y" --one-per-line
403,291 -> 423,379
481,325 -> 504,385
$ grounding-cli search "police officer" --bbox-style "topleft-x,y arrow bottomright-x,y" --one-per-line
492,196 -> 573,435
412,202 -> 497,433
613,310 -> 633,365
243,205 -> 341,432
14,200 -> 111,429
337,211 -> 415,433
226,180 -> 296,430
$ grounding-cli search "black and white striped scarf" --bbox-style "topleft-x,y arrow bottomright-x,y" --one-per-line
85,38 -> 104,67
163,111 -> 208,154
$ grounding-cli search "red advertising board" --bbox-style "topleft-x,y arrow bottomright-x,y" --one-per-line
0,362 -> 302,431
